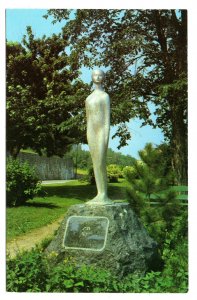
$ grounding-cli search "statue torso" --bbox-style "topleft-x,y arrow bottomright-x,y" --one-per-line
86,89 -> 109,114
86,89 -> 110,132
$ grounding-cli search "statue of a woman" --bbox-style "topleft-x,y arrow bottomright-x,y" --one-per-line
85,69 -> 113,205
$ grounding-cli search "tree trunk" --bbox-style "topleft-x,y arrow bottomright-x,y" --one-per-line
154,10 -> 188,185
171,107 -> 188,185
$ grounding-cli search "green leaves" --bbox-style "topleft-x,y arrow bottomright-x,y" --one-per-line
125,142 -> 185,248
107,164 -> 122,183
46,9 -> 187,183
6,158 -> 41,207
45,260 -> 114,293
6,248 -> 48,292
7,241 -> 188,293
7,29 -> 91,157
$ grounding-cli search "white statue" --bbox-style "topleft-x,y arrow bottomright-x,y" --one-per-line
85,69 -> 113,205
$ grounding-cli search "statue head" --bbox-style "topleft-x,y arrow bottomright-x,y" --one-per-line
92,69 -> 105,84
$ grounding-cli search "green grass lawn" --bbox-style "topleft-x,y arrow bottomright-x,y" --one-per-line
7,179 -> 128,241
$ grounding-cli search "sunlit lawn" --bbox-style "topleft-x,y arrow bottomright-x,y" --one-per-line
7,179 -> 128,241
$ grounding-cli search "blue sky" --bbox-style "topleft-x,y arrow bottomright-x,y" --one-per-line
6,8 -> 164,158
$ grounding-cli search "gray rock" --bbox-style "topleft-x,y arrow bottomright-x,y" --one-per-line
46,202 -> 160,277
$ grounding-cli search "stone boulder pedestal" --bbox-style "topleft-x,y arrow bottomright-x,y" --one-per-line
46,202 -> 160,277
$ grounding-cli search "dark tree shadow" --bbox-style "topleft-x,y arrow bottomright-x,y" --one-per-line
24,202 -> 60,209
38,182 -> 127,202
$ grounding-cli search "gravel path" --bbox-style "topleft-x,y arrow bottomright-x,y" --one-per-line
6,216 -> 64,258
41,180 -> 73,185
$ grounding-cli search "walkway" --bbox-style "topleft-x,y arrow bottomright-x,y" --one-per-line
6,216 -> 64,258
41,180 -> 73,185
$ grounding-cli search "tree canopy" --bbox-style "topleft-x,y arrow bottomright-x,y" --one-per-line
46,9 -> 187,183
6,27 -> 90,158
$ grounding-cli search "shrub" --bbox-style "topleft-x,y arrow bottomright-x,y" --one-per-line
6,246 -> 188,293
6,248 -> 48,292
6,249 -> 117,293
107,164 -> 122,183
84,164 -> 123,184
6,157 -> 41,207
46,260 -> 116,292
120,270 -> 187,293
161,211 -> 188,291
123,165 -> 138,180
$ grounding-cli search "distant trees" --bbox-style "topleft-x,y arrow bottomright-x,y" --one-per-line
66,145 -> 92,173
66,145 -> 136,171
6,27 -> 90,158
107,148 -> 136,167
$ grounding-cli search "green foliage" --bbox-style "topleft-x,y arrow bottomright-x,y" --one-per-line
125,143 -> 174,199
107,148 -> 136,167
124,143 -> 188,292
6,250 -> 115,292
6,28 -> 90,158
107,164 -> 122,183
66,145 -> 136,172
125,143 -> 182,247
6,244 -> 188,292
6,158 -> 41,207
46,9 -> 187,183
46,260 -> 115,292
66,145 -> 92,171
120,269 -> 187,293
123,165 -> 138,181
83,164 -> 124,184
6,248 -> 48,292
39,236 -> 54,250
161,211 -> 188,291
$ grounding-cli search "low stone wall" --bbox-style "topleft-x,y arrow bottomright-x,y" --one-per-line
18,152 -> 74,180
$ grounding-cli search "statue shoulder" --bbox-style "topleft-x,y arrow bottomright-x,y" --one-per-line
85,93 -> 92,104
102,91 -> 110,98
85,90 -> 110,104
98,91 -> 110,101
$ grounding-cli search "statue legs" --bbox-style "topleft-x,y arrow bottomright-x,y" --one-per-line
87,132 -> 112,205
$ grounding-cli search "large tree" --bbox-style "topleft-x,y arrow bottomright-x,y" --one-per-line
46,9 -> 187,184
6,27 -> 90,158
